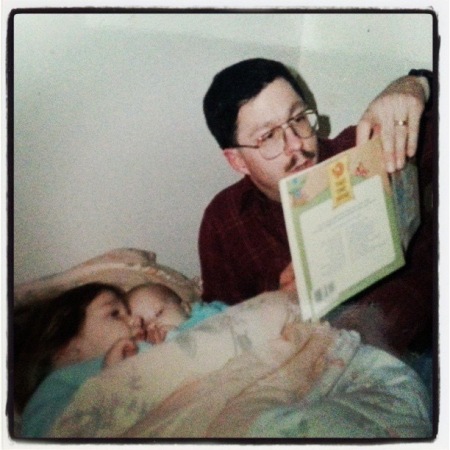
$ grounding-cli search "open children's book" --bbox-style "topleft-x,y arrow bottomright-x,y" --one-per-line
279,137 -> 420,322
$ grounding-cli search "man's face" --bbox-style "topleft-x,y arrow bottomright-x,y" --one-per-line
225,77 -> 319,201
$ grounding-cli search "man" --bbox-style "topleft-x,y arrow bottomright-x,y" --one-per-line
199,58 -> 434,355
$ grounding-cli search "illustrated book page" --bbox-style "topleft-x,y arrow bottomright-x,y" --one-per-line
279,137 -> 419,322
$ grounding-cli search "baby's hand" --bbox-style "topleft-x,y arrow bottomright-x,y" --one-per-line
146,323 -> 168,344
103,338 -> 138,368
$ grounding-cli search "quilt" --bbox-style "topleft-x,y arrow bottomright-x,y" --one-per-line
48,291 -> 431,439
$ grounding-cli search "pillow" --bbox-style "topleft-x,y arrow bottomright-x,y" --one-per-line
14,248 -> 202,309
12,248 -> 202,436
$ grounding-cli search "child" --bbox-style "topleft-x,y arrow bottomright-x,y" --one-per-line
126,282 -> 228,344
14,282 -> 145,438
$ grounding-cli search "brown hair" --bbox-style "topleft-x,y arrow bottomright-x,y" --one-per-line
13,282 -> 126,413
203,58 -> 307,149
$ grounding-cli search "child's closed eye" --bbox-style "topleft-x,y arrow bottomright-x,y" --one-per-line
110,307 -> 127,320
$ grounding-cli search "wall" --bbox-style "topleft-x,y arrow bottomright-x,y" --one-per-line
12,12 -> 434,284
297,13 -> 434,134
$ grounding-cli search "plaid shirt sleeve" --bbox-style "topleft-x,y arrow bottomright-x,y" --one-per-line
198,178 -> 291,304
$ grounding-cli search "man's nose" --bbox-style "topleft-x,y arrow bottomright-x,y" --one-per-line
283,126 -> 303,155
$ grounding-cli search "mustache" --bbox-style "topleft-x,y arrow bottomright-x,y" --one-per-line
301,149 -> 317,159
285,149 -> 317,172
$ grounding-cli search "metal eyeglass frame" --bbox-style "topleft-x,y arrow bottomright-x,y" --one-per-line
233,108 -> 319,160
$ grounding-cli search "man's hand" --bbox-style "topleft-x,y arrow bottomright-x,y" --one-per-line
356,75 -> 428,173
103,338 -> 139,368
279,262 -> 297,293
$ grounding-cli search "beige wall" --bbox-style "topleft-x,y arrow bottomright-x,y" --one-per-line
297,13 -> 433,134
12,12 -> 434,284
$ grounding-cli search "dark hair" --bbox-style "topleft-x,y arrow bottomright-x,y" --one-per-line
203,58 -> 306,149
13,282 -> 125,413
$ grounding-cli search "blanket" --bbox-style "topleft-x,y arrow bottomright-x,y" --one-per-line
48,291 -> 431,439
14,249 -> 431,439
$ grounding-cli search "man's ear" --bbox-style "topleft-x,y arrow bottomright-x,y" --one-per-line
223,148 -> 250,176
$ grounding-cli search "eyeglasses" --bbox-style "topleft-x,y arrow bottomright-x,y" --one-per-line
234,109 -> 319,160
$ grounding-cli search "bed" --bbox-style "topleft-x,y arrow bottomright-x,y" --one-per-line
12,248 -> 432,439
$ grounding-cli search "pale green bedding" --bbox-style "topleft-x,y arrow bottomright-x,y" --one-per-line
48,291 -> 431,439
249,339 -> 431,438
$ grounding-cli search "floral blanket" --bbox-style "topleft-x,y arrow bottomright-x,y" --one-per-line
48,291 -> 431,439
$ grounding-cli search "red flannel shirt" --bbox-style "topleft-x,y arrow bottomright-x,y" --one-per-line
199,114 -> 435,355
199,126 -> 357,304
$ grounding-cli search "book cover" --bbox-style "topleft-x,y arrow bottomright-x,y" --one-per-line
279,137 -> 417,322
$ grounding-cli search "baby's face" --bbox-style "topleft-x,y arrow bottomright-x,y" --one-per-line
128,287 -> 188,336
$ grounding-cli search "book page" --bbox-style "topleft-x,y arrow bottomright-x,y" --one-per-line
280,137 -> 406,322
391,160 -> 421,249
299,175 -> 396,317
